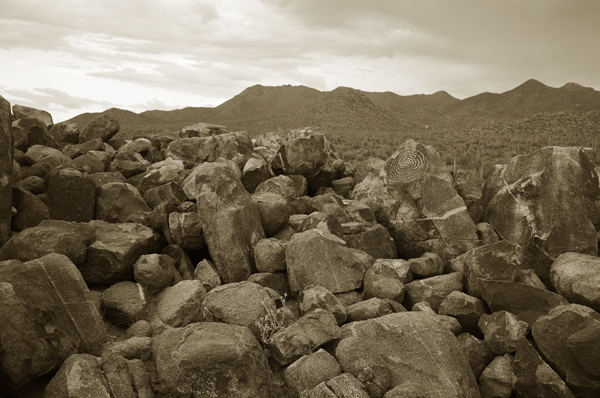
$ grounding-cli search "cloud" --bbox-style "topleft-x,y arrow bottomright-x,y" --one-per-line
3,87 -> 114,110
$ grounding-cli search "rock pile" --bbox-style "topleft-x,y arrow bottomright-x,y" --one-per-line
1,97 -> 600,398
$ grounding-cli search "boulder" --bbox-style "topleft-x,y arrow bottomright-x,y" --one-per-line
403,272 -> 463,311
11,187 -> 50,231
254,238 -> 287,273
168,212 -> 205,250
513,338 -> 576,398
152,322 -> 271,397
283,349 -> 343,397
302,373 -> 369,398
62,137 -> 104,159
247,272 -> 291,298
406,251 -> 444,278
101,281 -> 147,327
80,221 -> 162,285
160,244 -> 195,280
0,219 -> 95,264
351,139 -> 478,261
551,252 -> 600,311
0,254 -> 106,391
242,155 -> 272,193
15,175 -> 46,194
271,128 -> 344,192
482,146 -> 600,285
478,354 -> 515,398
298,285 -> 347,325
95,182 -> 151,223
193,258 -> 222,292
270,309 -> 340,366
49,121 -> 79,144
345,297 -> 399,322
251,192 -> 292,237
478,311 -> 529,355
362,259 -> 407,303
286,229 -> 374,296
531,304 -> 600,393
345,201 -> 377,228
79,114 -> 120,143
101,336 -> 152,361
298,211 -> 345,239
179,122 -> 228,138
457,333 -> 493,379
335,311 -> 480,398
343,224 -> 397,259
154,279 -> 206,327
133,253 -> 179,294
43,354 -> 111,398
255,174 -> 300,203
143,181 -> 187,209
438,290 -> 489,338
480,280 -> 569,327
12,104 -> 53,128
135,158 -> 183,196
13,118 -> 57,149
192,159 -> 265,283
47,167 -> 96,222
450,240 -> 523,299
201,281 -> 276,339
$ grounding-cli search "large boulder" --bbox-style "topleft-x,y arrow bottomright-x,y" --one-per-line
95,182 -> 151,223
80,221 -> 162,285
79,114 -> 120,143
152,322 -> 272,397
0,95 -> 13,248
179,122 -> 228,138
351,139 -> 478,262
12,104 -> 53,128
532,304 -> 600,394
271,128 -> 344,193
286,229 -> 374,296
482,146 -> 600,285
551,252 -> 600,312
191,159 -> 265,283
11,186 -> 50,232
0,254 -> 106,392
335,311 -> 480,398
47,167 -> 96,222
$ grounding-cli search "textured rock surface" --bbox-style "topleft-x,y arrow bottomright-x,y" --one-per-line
335,311 -> 480,398
286,229 -> 374,295
79,114 -> 120,143
0,254 -> 106,391
284,349 -> 342,397
551,252 -> 600,311
482,146 -> 600,285
152,322 -> 271,397
403,272 -> 463,311
193,159 -> 265,283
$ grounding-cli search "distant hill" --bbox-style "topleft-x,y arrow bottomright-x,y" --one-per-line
65,79 -> 600,140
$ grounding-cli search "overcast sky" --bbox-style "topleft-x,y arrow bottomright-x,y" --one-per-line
1,0 -> 599,123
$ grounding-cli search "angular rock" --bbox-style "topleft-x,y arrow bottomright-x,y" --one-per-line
551,252 -> 600,311
79,114 -> 120,143
476,222 -> 500,245
0,254 -> 106,391
286,229 -> 374,296
13,118 -> 56,149
62,137 -> 104,159
247,272 -> 291,298
143,181 -> 187,209
299,285 -> 347,325
298,211 -> 345,239
438,290 -> 489,338
152,322 -> 271,397
168,211 -> 205,250
15,175 -> 47,194
166,131 -> 253,169
11,186 -> 50,231
242,155 -> 272,193
95,182 -> 151,223
271,128 -> 344,192
101,281 -> 147,327
403,272 -> 463,311
478,310 -> 529,355
335,311 -> 480,398
480,280 -> 569,327
478,354 -> 515,398
202,281 -> 276,338
283,349 -> 343,397
252,191 -> 292,237
0,219 -> 95,264
160,244 -> 195,280
345,201 -> 377,228
13,104 -> 52,128
352,139 -> 479,262
513,338 -> 576,398
254,238 -> 287,273
193,258 -> 222,292
135,157 -> 183,196
109,154 -> 149,178
346,297 -> 398,322
450,240 -> 523,299
482,146 -> 600,285
457,332 -> 493,379
49,121 -> 79,144
179,122 -> 228,138
532,304 -> 600,393
566,323 -> 600,377
101,336 -> 152,361
154,279 -> 206,327
80,221 -> 162,285
193,159 -> 265,283
270,309 -> 340,366
44,354 -> 111,398
47,167 -> 96,222
343,224 -> 397,259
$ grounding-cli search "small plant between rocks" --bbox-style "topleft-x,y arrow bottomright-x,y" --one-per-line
255,293 -> 287,346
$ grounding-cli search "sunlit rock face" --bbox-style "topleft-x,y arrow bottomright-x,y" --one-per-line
482,146 -> 600,286
351,139 -> 479,262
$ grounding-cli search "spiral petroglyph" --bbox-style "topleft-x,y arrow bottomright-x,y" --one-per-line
385,150 -> 427,183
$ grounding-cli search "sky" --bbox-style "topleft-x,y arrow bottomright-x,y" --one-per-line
1,0 -> 599,123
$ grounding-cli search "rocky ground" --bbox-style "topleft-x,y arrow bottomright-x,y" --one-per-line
1,96 -> 600,398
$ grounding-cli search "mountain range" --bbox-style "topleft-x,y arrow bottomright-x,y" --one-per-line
66,79 -> 600,138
